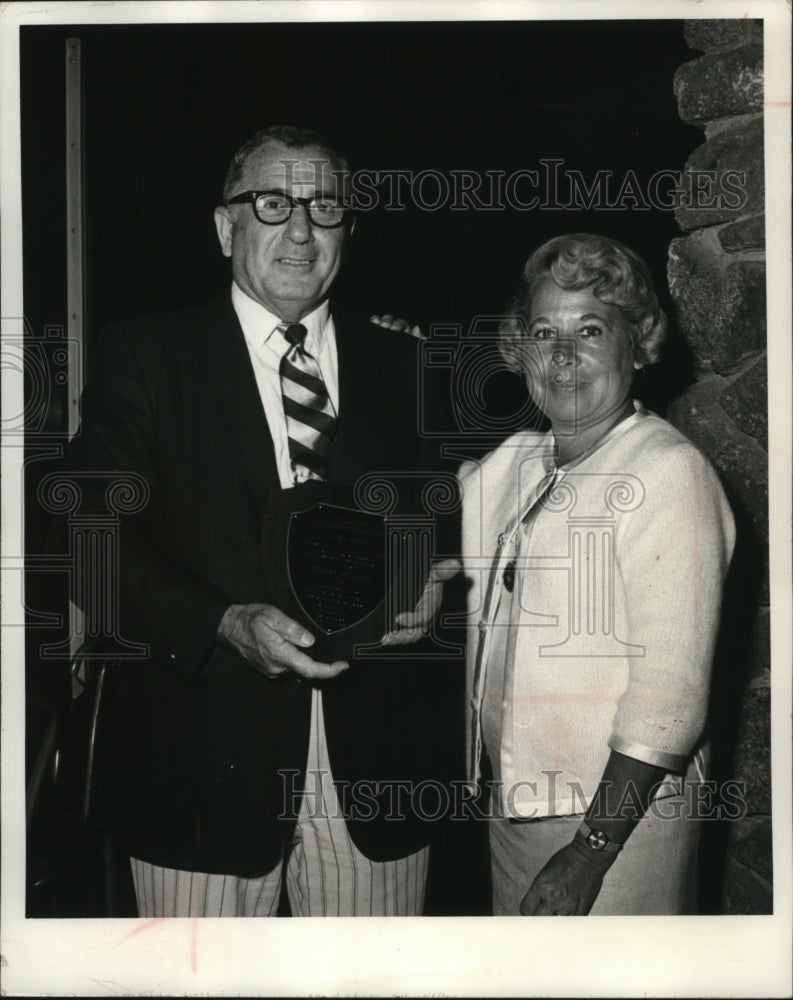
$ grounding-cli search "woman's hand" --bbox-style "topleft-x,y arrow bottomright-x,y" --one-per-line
519,836 -> 617,916
520,750 -> 668,914
380,558 -> 461,644
369,314 -> 424,339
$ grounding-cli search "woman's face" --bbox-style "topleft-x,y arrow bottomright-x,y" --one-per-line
520,275 -> 641,436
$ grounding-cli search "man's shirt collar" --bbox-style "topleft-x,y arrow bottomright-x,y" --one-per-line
231,281 -> 331,356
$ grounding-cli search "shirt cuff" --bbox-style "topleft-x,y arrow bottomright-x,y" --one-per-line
608,734 -> 688,772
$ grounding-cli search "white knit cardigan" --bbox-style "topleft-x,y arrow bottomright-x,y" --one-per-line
459,407 -> 736,819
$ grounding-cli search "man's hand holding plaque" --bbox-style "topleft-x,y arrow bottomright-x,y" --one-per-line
217,602 -> 350,681
218,557 -> 461,679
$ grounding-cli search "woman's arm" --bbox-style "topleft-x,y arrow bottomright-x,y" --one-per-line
519,749 -> 666,916
520,442 -> 735,916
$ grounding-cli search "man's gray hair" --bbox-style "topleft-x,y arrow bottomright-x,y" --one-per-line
221,125 -> 351,204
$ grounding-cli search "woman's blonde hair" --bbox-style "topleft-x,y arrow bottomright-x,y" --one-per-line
499,233 -> 668,371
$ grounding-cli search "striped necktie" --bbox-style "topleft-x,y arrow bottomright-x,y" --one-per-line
279,322 -> 337,483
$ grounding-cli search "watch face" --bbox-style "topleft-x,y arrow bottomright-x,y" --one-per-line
587,829 -> 609,851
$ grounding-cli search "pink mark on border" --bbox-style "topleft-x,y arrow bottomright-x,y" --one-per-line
765,100 -> 791,108
119,917 -> 165,942
190,918 -> 198,974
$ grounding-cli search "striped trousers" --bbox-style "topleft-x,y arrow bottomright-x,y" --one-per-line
131,691 -> 429,917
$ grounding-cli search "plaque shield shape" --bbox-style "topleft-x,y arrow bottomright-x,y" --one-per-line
286,502 -> 389,650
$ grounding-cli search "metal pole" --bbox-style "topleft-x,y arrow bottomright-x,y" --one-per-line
65,37 -> 84,440
65,38 -> 85,659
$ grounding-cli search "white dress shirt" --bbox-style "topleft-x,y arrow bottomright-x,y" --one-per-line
231,281 -> 339,489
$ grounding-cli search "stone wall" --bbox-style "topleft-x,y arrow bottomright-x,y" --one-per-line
666,19 -> 771,914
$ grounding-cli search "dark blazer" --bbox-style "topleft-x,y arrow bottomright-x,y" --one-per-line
65,295 -> 462,876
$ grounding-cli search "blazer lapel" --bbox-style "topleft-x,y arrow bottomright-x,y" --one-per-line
196,297 -> 279,506
329,310 -> 382,484
196,301 -> 382,496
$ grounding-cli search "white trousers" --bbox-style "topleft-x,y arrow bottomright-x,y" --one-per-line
131,691 -> 429,917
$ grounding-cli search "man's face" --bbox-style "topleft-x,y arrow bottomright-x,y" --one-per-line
214,142 -> 352,321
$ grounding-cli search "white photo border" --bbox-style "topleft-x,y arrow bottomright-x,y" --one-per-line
1,1 -> 790,996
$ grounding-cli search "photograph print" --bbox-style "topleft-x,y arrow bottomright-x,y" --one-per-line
2,1 -> 790,997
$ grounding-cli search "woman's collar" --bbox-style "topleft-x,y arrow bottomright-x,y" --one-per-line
553,399 -> 647,472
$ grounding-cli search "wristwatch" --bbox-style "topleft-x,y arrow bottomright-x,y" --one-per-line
576,820 -> 623,854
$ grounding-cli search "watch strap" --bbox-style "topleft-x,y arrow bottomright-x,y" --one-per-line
576,820 -> 624,854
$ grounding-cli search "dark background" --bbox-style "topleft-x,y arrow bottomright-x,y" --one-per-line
22,20 -> 700,376
22,19 -> 704,916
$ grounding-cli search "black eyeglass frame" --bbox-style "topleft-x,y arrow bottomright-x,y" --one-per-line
226,190 -> 352,228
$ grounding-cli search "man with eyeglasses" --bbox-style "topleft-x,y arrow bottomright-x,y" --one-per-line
67,125 -> 461,917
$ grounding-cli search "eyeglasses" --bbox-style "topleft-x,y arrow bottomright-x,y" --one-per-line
227,190 -> 350,228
